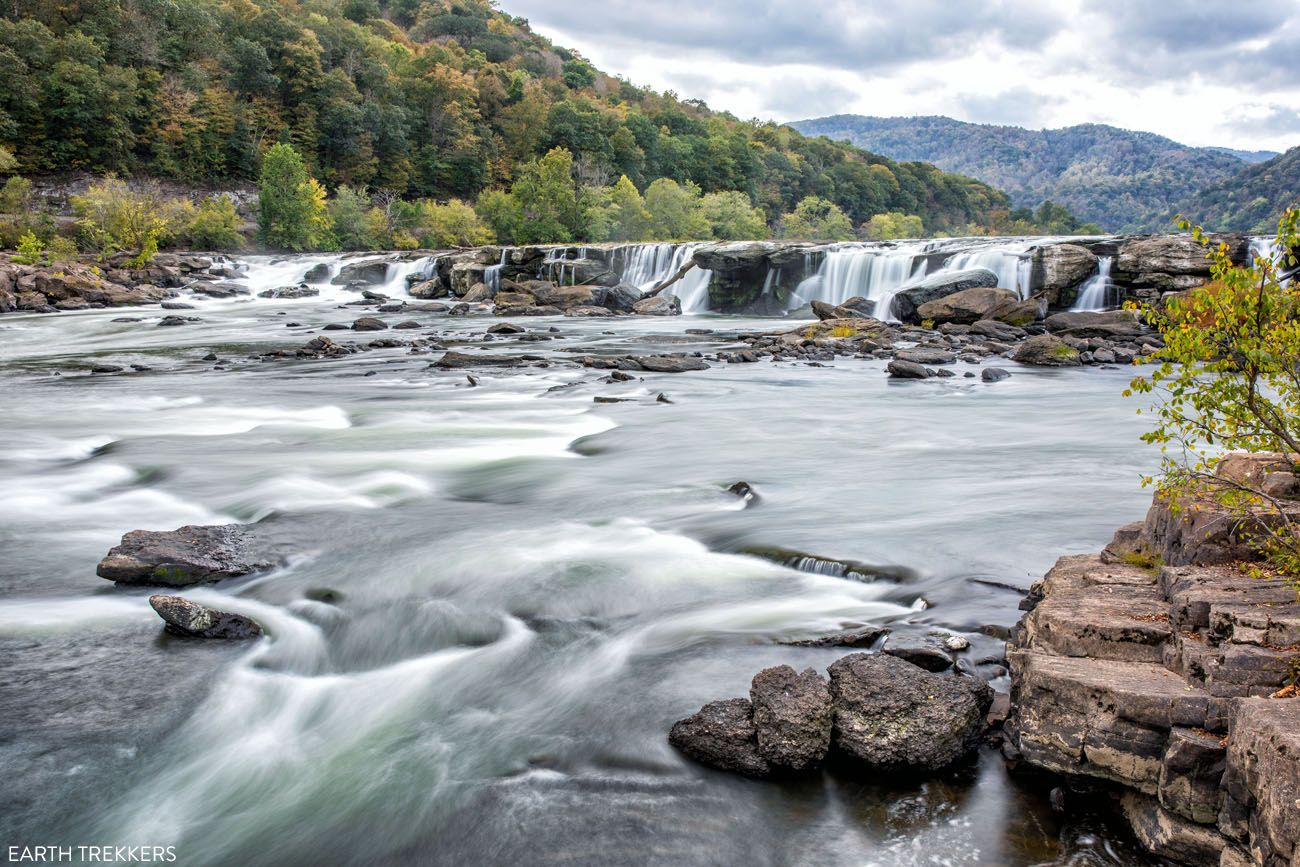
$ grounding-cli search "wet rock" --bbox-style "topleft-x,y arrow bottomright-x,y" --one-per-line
565,305 -> 615,317
1010,334 -> 1082,367
895,347 -> 955,365
1031,244 -> 1098,308
149,594 -> 263,639
302,262 -> 332,284
726,481 -> 759,504
632,294 -> 682,316
594,283 -> 641,313
97,524 -> 278,587
826,652 -> 994,771
332,260 -> 391,286
915,286 -> 1021,325
90,363 -> 125,374
632,355 -> 708,373
882,637 -> 954,671
351,317 -> 388,331
258,284 -> 319,299
160,301 -> 195,310
157,315 -> 197,326
982,367 -> 1012,382
1043,310 -> 1143,339
750,665 -> 832,772
487,322 -> 525,335
887,359 -> 932,379
970,319 -> 1025,342
669,698 -> 771,778
192,282 -> 248,298
409,279 -> 447,299
891,267 -> 1000,323
783,626 -> 889,648
434,351 -> 528,369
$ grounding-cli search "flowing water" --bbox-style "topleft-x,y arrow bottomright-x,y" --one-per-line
0,253 -> 1163,866
1071,258 -> 1116,312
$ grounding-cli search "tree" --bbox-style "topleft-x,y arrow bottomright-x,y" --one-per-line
189,195 -> 244,250
415,199 -> 492,247
71,178 -> 191,258
329,184 -> 374,250
863,211 -> 924,240
511,147 -> 578,243
258,143 -> 333,250
603,175 -> 651,241
778,196 -> 854,241
0,146 -> 17,174
476,188 -> 523,245
1127,210 -> 1300,589
644,178 -> 708,240
700,191 -> 767,240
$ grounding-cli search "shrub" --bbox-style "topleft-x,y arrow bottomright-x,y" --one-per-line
258,143 -> 333,251
45,235 -> 80,264
71,178 -> 188,258
13,230 -> 44,265
189,195 -> 244,250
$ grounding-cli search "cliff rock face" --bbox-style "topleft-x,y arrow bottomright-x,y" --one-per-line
1007,459 -> 1300,867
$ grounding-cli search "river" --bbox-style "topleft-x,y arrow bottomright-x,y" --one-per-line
0,253 -> 1161,866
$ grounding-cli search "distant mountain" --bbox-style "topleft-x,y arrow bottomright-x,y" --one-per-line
1205,147 -> 1279,164
1176,144 -> 1300,233
790,115 -> 1255,232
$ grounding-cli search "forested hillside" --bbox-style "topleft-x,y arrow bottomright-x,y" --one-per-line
1175,145 -> 1300,232
0,0 -> 1087,246
791,115 -> 1255,232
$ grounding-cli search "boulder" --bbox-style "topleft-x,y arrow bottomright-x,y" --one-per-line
882,637 -> 954,671
669,698 -> 771,778
560,258 -> 619,286
434,351 -> 528,368
409,279 -> 448,299
450,262 -> 489,296
149,595 -> 263,639
887,359 -> 932,379
258,284 -> 319,299
749,665 -> 832,772
1032,244 -> 1098,307
895,347 -> 955,365
632,355 -> 708,373
1043,310 -> 1143,339
692,241 -> 773,272
97,524 -> 278,586
351,317 -> 388,331
526,283 -> 596,310
970,319 -> 1026,342
891,268 -> 1000,323
461,282 -> 493,303
1117,234 -> 1246,277
594,282 -> 641,313
332,260 -> 391,286
981,367 -> 1012,382
302,262 -> 332,284
826,653 -> 993,771
915,286 -> 1020,325
1011,334 -> 1082,367
192,282 -> 248,298
633,294 -> 682,316
836,296 -> 877,318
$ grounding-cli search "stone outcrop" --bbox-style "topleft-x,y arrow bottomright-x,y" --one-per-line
149,594 -> 264,639
915,286 -> 1024,325
98,524 -> 280,586
1007,459 -> 1300,866
890,268 -> 1000,323
1114,234 -> 1249,303
1032,243 -> 1099,308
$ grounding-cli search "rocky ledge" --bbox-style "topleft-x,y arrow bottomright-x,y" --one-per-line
1006,453 -> 1300,867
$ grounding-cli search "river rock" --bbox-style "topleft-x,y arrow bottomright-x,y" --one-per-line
826,653 -> 993,771
632,355 -> 708,373
409,279 -> 448,299
97,524 -> 278,586
1010,334 -> 1082,367
882,637 -> 954,671
594,282 -> 641,313
434,351 -> 528,368
895,347 -> 955,365
351,317 -> 388,331
527,283 -> 596,309
915,287 -> 1020,325
149,594 -> 263,639
749,665 -> 832,772
982,367 -> 1012,382
891,268 -> 1000,323
258,284 -> 319,299
461,282 -> 493,303
887,359 -> 932,379
332,260 -> 391,286
302,262 -> 332,284
1032,244 -> 1098,308
633,294 -> 682,316
192,281 -> 248,298
669,698 -> 771,778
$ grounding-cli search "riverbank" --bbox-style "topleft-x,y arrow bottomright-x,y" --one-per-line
1006,455 -> 1300,867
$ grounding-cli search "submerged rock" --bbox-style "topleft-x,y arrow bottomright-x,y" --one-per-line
98,524 -> 278,586
149,594 -> 263,639
826,653 -> 993,771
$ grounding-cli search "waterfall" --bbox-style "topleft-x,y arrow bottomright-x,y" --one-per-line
1071,256 -> 1115,311
483,249 -> 507,294
613,242 -> 715,313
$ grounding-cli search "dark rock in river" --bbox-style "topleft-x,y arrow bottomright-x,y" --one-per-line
1031,244 -> 1098,308
594,282 -> 641,313
98,524 -> 278,586
149,594 -> 264,639
895,347 -> 955,365
783,626 -> 889,648
1043,309 -> 1142,339
632,354 -> 707,372
887,359 -> 932,379
669,697 -> 772,778
982,367 -> 1012,382
333,260 -> 391,286
882,636 -> 954,671
259,284 -> 320,299
891,268 -> 1000,323
434,351 -> 527,369
826,652 -> 993,771
749,665 -> 832,772
302,262 -> 332,284
351,317 -> 388,331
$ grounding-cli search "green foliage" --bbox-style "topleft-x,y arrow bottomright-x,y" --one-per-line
1179,145 -> 1300,232
0,146 -> 17,175
475,189 -> 523,245
414,199 -> 492,247
700,191 -> 767,240
862,211 -> 924,240
779,196 -> 854,241
329,185 -> 375,250
0,176 -> 32,214
44,234 -> 79,264
511,147 -> 579,244
0,0 -> 1033,241
188,195 -> 244,250
71,178 -> 188,258
602,175 -> 651,241
644,178 -> 709,240
13,230 -> 44,265
1127,209 -> 1300,589
259,144 -> 333,251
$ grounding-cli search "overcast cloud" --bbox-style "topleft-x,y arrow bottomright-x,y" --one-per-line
505,0 -> 1300,151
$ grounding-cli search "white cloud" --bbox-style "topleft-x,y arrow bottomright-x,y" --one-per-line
507,0 -> 1300,152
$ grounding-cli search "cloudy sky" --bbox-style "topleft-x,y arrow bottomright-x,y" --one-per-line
506,0 -> 1300,152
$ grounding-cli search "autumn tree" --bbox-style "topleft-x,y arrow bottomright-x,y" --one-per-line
258,143 -> 333,251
